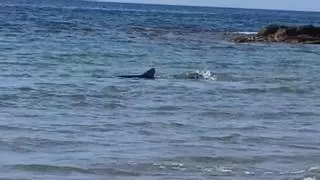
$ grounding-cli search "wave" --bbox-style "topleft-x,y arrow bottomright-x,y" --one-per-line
4,161 -> 320,179
223,85 -> 316,94
5,164 -> 140,176
200,133 -> 242,142
168,155 -> 268,165
126,26 -> 230,42
0,139 -> 33,153
0,73 -> 32,78
236,31 -> 257,35
124,121 -> 187,129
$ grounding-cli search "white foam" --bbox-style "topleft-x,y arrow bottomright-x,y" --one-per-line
290,170 -> 306,174
244,171 -> 255,175
217,167 -> 232,173
303,177 -> 316,180
237,31 -> 257,35
172,166 -> 187,171
308,166 -> 320,172
195,70 -> 217,80
202,168 -> 214,173
165,162 -> 184,167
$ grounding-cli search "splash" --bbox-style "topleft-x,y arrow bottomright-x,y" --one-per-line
185,70 -> 217,80
172,70 -> 217,80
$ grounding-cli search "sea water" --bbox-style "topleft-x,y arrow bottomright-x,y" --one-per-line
0,0 -> 320,179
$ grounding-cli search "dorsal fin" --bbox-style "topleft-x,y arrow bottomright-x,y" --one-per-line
140,68 -> 156,79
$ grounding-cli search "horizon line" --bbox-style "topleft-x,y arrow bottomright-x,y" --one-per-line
89,0 -> 320,13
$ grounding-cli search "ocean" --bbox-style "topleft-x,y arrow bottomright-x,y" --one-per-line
0,0 -> 320,179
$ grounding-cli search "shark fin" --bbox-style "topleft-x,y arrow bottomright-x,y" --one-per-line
140,68 -> 156,79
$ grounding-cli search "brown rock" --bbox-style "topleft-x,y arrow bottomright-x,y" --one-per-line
231,24 -> 320,45
273,28 -> 289,41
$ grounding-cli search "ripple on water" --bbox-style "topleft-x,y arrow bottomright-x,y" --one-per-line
0,137 -> 35,153
199,133 -> 242,143
5,164 -> 141,176
169,155 -> 268,164
124,121 -> 187,129
7,137 -> 110,153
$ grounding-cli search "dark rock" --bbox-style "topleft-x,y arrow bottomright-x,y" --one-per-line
305,40 -> 320,44
297,25 -> 320,37
284,27 -> 300,36
257,24 -> 288,36
231,24 -> 320,44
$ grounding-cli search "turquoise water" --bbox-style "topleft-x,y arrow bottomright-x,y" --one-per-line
1,0 -> 320,179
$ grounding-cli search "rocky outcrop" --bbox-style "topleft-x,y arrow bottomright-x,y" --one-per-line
231,24 -> 320,44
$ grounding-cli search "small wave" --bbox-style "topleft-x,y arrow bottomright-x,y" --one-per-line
18,86 -> 34,91
288,144 -> 320,150
173,70 -> 216,80
225,85 -> 312,94
127,27 -> 217,36
11,137 -> 107,150
216,167 -> 233,173
0,139 -> 33,153
0,73 -> 33,78
124,121 -> 186,129
200,133 -> 242,143
297,167 -> 320,180
0,125 -> 28,131
8,164 -> 93,174
6,164 -> 140,176
126,26 -> 226,42
171,155 -> 267,164
237,31 -> 257,35
308,166 -> 320,173
153,162 -> 186,171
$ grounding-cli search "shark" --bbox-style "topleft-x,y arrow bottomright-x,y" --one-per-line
118,68 -> 156,79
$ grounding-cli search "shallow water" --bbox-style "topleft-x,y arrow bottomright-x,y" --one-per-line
0,0 -> 320,179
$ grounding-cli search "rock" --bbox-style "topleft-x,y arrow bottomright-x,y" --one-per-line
232,35 -> 256,42
305,40 -> 320,44
231,24 -> 320,44
297,25 -> 320,37
257,24 -> 288,36
274,28 -> 288,41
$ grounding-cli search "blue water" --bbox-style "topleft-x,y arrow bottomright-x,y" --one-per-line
1,0 -> 320,179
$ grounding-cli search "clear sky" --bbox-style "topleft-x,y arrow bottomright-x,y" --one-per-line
98,0 -> 320,12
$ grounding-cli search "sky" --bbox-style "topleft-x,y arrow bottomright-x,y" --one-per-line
98,0 -> 320,12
